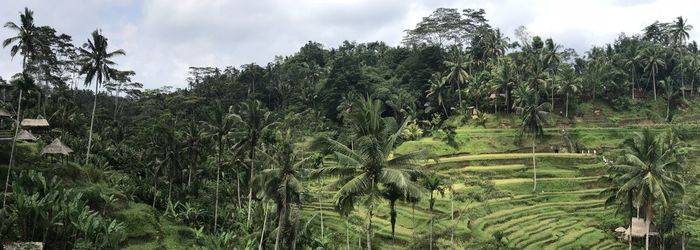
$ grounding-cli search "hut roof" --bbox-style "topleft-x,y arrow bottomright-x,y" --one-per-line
0,108 -> 10,117
624,217 -> 658,238
21,118 -> 49,127
15,130 -> 37,141
41,138 -> 73,156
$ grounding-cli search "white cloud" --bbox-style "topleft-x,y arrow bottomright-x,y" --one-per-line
1,0 -> 699,89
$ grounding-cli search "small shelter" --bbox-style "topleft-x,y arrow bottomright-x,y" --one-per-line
15,129 -> 37,141
0,108 -> 10,129
21,117 -> 49,134
619,217 -> 658,241
41,138 -> 73,156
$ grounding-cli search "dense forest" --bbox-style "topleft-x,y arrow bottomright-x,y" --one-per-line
1,6 -> 699,249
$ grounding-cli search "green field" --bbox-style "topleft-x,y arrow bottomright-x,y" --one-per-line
301,110 -> 700,249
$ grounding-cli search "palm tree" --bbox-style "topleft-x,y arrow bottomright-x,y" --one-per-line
516,94 -> 551,191
558,66 -> 581,118
659,77 -> 684,122
311,97 -> 424,250
670,16 -> 693,90
2,73 -> 35,209
78,29 -> 126,164
624,48 -> 642,100
254,131 -> 310,250
543,40 -> 562,110
609,130 -> 684,250
181,121 -> 207,189
3,7 -> 40,71
444,52 -> 470,111
426,72 -> 449,116
489,59 -> 515,113
382,182 -> 421,240
640,45 -> 666,100
202,100 -> 235,231
422,173 -> 446,250
229,98 -> 276,227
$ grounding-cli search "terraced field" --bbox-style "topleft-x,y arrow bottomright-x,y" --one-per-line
302,125 -> 700,249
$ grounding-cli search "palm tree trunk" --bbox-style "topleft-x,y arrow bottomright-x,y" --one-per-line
450,191 -> 454,245
275,195 -> 286,250
412,203 -> 416,240
214,140 -> 222,231
632,68 -> 636,100
85,83 -> 99,164
3,89 -> 22,209
367,207 -> 373,250
247,147 -> 255,227
666,100 -> 671,122
187,164 -> 192,188
320,196 -> 324,238
346,220 -> 350,250
259,202 -> 269,250
429,214 -> 433,250
629,214 -> 633,250
551,83 -> 555,111
532,140 -> 537,191
653,69 -> 657,100
237,174 -> 242,208
645,204 -> 652,250
457,83 -> 463,112
565,92 -> 569,118
152,174 -> 158,207
390,200 -> 396,239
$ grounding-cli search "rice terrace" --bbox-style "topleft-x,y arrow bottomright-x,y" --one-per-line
1,1 -> 700,249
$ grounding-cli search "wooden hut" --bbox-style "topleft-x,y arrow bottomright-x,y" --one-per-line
15,129 -> 37,142
0,108 -> 10,129
619,217 -> 658,241
41,138 -> 73,156
21,117 -> 49,134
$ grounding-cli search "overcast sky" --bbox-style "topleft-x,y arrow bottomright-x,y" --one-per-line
1,0 -> 699,89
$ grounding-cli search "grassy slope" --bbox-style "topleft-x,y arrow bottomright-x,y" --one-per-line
308,101 -> 700,249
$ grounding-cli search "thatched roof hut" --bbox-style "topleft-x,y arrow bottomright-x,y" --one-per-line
621,217 -> 658,240
15,129 -> 37,141
21,118 -> 49,127
0,108 -> 10,117
41,138 -> 73,156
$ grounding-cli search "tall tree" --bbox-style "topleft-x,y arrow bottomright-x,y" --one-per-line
444,51 -> 470,111
254,131 -> 310,250
229,98 -> 276,227
558,65 -> 581,118
425,72 -> 449,116
640,45 -> 666,100
2,73 -> 35,209
516,93 -> 551,191
3,7 -> 40,71
311,97 -> 423,250
78,29 -> 126,164
202,101 -> 235,231
670,16 -> 693,91
422,173 -> 446,250
609,130 -> 684,250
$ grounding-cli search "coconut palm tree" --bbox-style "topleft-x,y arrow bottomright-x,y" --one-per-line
180,121 -> 207,189
426,72 -> 449,116
254,131 -> 310,250
444,52 -> 470,111
624,47 -> 642,100
422,172 -> 446,250
516,94 -> 551,191
228,98 -> 276,227
489,58 -> 515,113
78,29 -> 126,164
670,16 -> 693,90
2,73 -> 35,209
609,130 -> 684,250
3,7 -> 40,71
382,182 -> 422,240
659,77 -> 685,122
640,45 -> 666,100
202,100 -> 235,231
311,97 -> 424,250
558,66 -> 581,118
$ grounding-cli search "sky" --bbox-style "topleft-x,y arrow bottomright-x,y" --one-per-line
1,0 -> 700,89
